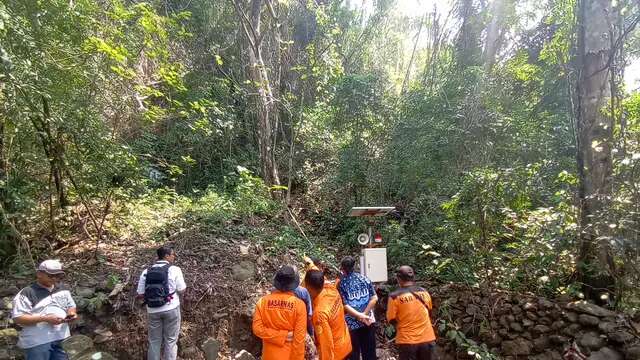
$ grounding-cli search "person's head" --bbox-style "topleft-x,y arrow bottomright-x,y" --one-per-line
273,265 -> 300,292
396,265 -> 415,286
310,256 -> 324,270
304,269 -> 325,299
340,256 -> 356,275
157,246 -> 176,262
36,259 -> 65,287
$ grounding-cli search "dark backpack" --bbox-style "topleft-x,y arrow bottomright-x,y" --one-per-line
144,264 -> 174,308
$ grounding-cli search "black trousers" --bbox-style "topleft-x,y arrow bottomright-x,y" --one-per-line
348,325 -> 377,360
397,341 -> 436,360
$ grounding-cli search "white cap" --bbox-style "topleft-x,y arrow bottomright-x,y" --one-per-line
38,259 -> 65,274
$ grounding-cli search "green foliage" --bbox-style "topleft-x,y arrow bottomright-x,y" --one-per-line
441,322 -> 499,360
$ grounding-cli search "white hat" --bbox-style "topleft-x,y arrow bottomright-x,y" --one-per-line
38,259 -> 65,274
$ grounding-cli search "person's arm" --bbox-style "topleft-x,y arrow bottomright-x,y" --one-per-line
175,267 -> 187,295
12,293 -> 64,326
342,297 -> 373,325
291,300 -> 308,360
362,279 -> 378,316
65,292 -> 78,321
338,282 -> 370,323
136,269 -> 147,300
343,304 -> 369,322
314,313 -> 335,360
386,297 -> 397,325
14,314 -> 64,326
252,300 -> 288,346
362,295 -> 378,316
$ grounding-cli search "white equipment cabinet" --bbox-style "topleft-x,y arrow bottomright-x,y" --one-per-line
360,248 -> 388,282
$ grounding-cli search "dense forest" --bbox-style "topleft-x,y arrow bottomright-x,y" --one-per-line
1,0 -> 640,316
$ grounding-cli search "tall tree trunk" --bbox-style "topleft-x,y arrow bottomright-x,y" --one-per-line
483,0 -> 507,72
576,0 -> 616,301
455,0 -> 483,68
31,97 -> 68,208
400,13 -> 426,95
234,0 -> 280,186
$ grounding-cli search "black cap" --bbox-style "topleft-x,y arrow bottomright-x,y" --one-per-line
273,265 -> 300,291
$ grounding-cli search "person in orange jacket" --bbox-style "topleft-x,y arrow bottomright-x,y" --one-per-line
253,265 -> 308,360
386,266 -> 437,360
305,269 -> 352,360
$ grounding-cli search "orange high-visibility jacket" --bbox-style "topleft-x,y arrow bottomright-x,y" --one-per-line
312,285 -> 352,360
253,290 -> 307,360
386,286 -> 436,345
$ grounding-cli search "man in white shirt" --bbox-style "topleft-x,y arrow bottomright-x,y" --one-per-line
136,246 -> 187,360
12,260 -> 77,360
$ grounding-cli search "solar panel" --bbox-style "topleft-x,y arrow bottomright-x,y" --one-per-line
348,206 -> 395,217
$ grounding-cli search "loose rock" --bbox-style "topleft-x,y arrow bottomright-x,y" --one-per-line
501,338 -> 532,356
62,335 -> 94,359
608,331 -> 634,344
203,338 -> 221,360
232,262 -> 256,281
578,314 -> 600,327
588,347 -> 623,360
579,332 -> 606,350
567,301 -> 616,318
234,350 -> 256,360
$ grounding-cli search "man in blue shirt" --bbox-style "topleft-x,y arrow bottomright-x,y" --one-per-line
337,256 -> 378,360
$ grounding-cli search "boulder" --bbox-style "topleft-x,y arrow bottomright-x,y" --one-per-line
625,345 -> 640,360
1,297 -> 12,311
75,352 -> 118,360
480,331 -> 502,347
93,327 -> 113,344
0,328 -> 18,341
539,316 -> 553,325
466,304 -> 480,315
608,331 -> 634,344
499,315 -> 509,328
181,346 -> 200,358
0,285 -> 19,297
62,335 -> 94,359
551,320 -> 565,330
567,301 -> 615,318
579,332 -> 606,350
598,321 -> 616,333
523,319 -> 534,327
533,324 -> 551,334
232,262 -> 256,281
549,335 -> 570,345
202,338 -> 221,360
510,322 -> 523,332
579,314 -> 600,327
234,350 -> 256,360
533,335 -> 550,352
538,298 -> 554,309
512,306 -> 523,315
564,311 -> 578,322
526,312 -> 538,321
501,338 -> 532,356
587,347 -> 623,360
562,323 -> 581,337
535,350 -> 563,360
75,287 -> 96,298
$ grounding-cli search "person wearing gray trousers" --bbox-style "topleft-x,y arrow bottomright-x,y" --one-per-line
136,247 -> 187,360
147,307 -> 181,360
